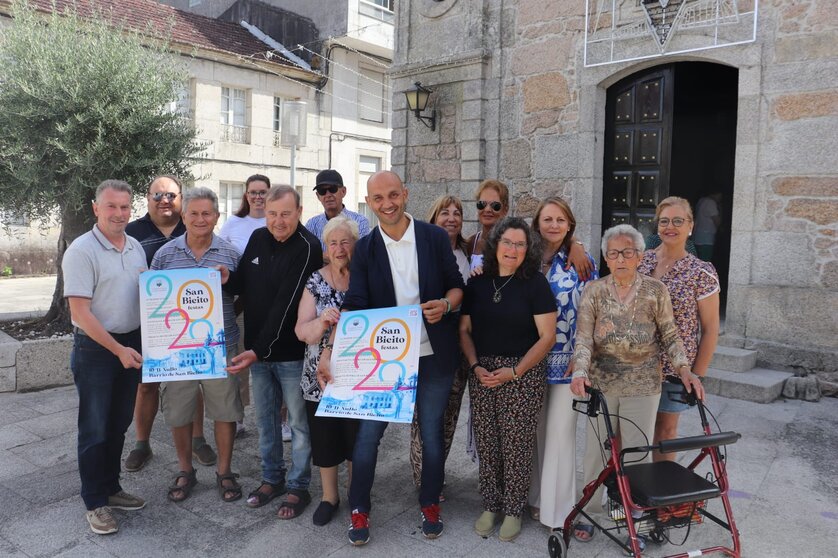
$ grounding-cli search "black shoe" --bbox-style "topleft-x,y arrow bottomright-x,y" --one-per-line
312,500 -> 339,526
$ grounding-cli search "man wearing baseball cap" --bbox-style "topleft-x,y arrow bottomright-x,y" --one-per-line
305,169 -> 370,249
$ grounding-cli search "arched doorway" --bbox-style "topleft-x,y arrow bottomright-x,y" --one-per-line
601,62 -> 738,307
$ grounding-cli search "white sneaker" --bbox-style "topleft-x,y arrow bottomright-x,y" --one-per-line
281,421 -> 292,442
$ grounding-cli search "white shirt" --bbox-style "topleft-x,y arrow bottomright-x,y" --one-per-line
379,214 -> 432,356
219,214 -> 266,254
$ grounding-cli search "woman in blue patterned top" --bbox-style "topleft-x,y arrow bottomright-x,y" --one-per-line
528,196 -> 597,530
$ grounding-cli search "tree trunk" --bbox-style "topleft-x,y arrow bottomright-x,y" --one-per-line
42,200 -> 96,328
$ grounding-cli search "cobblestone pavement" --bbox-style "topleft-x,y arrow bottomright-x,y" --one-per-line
1,383 -> 836,557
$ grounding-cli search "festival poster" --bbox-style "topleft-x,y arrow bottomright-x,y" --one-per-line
139,268 -> 227,383
316,305 -> 421,423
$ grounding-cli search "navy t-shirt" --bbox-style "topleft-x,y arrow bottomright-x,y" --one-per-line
462,273 -> 556,358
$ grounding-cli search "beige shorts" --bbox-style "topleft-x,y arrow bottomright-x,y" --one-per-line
159,345 -> 243,427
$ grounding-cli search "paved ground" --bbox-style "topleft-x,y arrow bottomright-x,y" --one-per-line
1,384 -> 836,558
1,275 -> 836,557
0,276 -> 55,318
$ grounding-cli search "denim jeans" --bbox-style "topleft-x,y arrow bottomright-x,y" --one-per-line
349,354 -> 454,512
70,331 -> 141,510
250,360 -> 311,490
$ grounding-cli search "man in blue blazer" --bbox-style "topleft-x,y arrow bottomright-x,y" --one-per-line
317,171 -> 464,545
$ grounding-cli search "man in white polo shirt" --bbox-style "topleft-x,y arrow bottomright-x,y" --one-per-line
63,180 -> 148,535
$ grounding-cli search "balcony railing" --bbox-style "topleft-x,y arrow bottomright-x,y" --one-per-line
220,124 -> 250,144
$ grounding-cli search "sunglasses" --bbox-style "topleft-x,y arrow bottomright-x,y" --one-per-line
476,200 -> 503,212
151,192 -> 178,202
316,185 -> 341,196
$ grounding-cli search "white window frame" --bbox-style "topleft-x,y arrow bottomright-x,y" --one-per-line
220,86 -> 249,143
218,181 -> 245,227
358,67 -> 386,123
273,96 -> 283,147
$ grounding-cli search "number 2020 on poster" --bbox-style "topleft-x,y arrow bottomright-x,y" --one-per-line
317,305 -> 421,423
139,268 -> 227,383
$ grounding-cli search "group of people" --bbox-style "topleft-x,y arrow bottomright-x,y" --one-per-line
64,169 -> 720,548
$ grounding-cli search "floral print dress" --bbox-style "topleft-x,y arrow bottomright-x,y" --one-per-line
300,270 -> 346,403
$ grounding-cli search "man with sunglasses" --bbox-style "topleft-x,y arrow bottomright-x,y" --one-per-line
305,169 -> 370,250
124,175 -> 217,473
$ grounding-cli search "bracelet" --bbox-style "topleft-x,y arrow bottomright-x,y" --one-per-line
469,362 -> 480,373
441,297 -> 451,315
511,366 -> 519,381
571,369 -> 589,380
322,343 -> 333,351
574,240 -> 584,246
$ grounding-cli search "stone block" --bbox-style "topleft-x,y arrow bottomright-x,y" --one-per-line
0,331 -> 21,368
420,159 -> 460,182
461,99 -> 483,121
462,79 -> 484,101
703,368 -> 792,404
500,138 -> 532,179
534,134 -> 578,179
14,337 -> 73,392
771,176 -> 837,197
517,0 -> 581,27
782,376 -> 821,402
460,140 -> 484,162
774,32 -> 838,63
773,90 -> 838,121
391,108 -> 407,130
0,367 -> 14,393
711,346 -> 758,373
461,160 -> 482,181
751,232 -> 816,286
522,72 -> 570,112
784,199 -> 838,226
460,119 -> 483,141
510,36 -> 573,76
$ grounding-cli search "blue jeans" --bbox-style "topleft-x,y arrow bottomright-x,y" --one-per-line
250,360 -> 311,490
349,354 -> 454,512
70,331 -> 141,510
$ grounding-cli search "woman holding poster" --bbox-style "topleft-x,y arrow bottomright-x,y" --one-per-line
459,217 -> 557,542
294,217 -> 359,527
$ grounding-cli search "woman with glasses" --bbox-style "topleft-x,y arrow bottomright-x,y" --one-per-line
219,174 -> 270,254
219,174 -> 270,436
528,197 -> 597,530
466,179 -> 510,271
569,224 -> 704,547
638,197 -> 720,461
294,217 -> 359,526
408,195 -> 471,495
460,217 -> 557,542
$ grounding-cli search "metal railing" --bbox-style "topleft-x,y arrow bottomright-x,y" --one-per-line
220,124 -> 250,144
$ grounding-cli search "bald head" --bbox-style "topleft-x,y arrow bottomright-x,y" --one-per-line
365,170 -> 408,229
147,175 -> 182,226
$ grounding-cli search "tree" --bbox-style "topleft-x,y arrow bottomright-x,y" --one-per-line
0,0 -> 203,328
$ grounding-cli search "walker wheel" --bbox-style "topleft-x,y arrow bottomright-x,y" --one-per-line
548,534 -> 567,557
649,527 -> 666,544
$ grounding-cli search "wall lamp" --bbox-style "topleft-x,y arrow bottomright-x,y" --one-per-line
403,82 -> 436,131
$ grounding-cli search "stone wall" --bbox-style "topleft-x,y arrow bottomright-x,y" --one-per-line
391,0 -> 837,374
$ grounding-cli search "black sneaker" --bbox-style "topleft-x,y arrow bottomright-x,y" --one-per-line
421,504 -> 444,539
348,509 -> 370,546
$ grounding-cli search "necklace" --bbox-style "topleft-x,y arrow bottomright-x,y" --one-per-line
609,276 -> 639,346
492,275 -> 514,303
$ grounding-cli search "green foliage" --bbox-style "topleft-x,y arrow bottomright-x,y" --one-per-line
0,0 -> 203,223
1,266 -> 12,277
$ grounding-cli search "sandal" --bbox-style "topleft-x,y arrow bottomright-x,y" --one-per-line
277,488 -> 311,520
216,472 -> 242,503
167,469 -> 198,502
573,522 -> 595,543
246,481 -> 285,508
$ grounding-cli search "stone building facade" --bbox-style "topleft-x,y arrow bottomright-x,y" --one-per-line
390,0 -> 837,377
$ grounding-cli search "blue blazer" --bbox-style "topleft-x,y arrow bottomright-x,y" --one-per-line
342,219 -> 465,373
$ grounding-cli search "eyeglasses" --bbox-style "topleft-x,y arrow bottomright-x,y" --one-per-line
657,217 -> 689,228
247,190 -> 268,198
605,248 -> 640,260
151,192 -> 178,202
477,200 -> 503,212
316,185 -> 341,196
499,238 -> 527,251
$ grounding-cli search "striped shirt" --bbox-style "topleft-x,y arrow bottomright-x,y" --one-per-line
305,207 -> 371,249
151,234 -> 241,345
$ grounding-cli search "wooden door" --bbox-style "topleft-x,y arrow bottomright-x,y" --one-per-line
602,65 -> 674,240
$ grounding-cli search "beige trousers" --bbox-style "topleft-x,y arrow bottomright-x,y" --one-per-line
581,392 -> 659,515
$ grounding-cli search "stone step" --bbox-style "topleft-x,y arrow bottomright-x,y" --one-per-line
710,345 -> 758,372
703,367 -> 793,404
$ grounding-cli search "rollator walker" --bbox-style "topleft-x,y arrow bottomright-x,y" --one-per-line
548,380 -> 742,557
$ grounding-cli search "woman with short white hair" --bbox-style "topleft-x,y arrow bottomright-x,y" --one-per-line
569,224 -> 704,548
